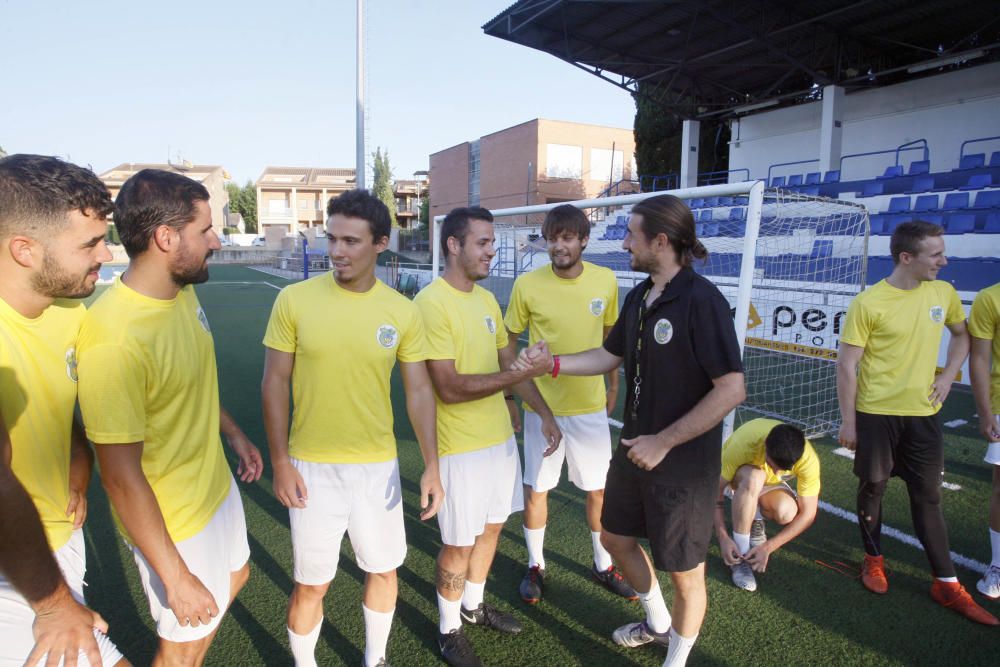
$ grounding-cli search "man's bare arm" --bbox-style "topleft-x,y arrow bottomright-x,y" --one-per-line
66,416 -> 93,529
400,361 -> 444,520
425,356 -> 537,404
970,337 -> 1000,440
836,343 -> 864,451
929,320 -> 970,408
261,347 -> 308,509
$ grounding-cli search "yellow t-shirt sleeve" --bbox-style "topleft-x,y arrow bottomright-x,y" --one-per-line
840,295 -> 871,348
262,289 -> 297,353
604,276 -> 619,327
420,299 -> 457,361
969,291 -> 997,340
398,306 -> 428,363
720,427 -> 752,482
494,300 -> 509,350
793,444 -> 822,497
504,279 -> 529,335
944,285 -> 965,325
79,343 -> 146,444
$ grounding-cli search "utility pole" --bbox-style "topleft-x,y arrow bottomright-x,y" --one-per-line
356,0 -> 366,190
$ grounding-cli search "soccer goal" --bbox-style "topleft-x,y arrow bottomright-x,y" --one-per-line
431,182 -> 869,438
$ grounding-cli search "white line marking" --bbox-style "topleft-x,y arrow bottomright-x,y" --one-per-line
833,447 -> 855,460
207,280 -> 281,291
942,481 -> 963,491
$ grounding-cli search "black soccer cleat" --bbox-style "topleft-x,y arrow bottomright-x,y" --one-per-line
592,563 -> 639,600
438,628 -> 482,667
460,602 -> 523,634
519,565 -> 545,604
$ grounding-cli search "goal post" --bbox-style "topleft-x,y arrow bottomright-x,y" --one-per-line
430,181 -> 869,438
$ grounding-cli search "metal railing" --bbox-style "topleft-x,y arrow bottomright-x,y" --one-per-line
959,135 -> 1000,159
839,139 -> 928,176
766,159 -> 819,185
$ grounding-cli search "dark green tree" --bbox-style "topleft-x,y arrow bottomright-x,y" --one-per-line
225,180 -> 258,233
372,147 -> 398,228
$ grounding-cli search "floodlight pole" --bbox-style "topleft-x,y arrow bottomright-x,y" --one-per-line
355,0 -> 366,190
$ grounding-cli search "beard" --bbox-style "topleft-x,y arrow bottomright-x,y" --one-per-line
31,251 -> 98,299
629,251 -> 657,274
170,243 -> 212,287
549,251 -> 580,270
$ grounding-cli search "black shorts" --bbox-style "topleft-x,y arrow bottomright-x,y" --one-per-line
600,451 -> 716,572
854,412 -> 943,484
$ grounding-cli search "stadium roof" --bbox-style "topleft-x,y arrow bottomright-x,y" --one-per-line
483,0 -> 1000,120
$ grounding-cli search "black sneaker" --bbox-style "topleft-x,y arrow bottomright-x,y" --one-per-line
460,602 -> 523,634
438,628 -> 482,667
519,565 -> 545,604
592,564 -> 639,600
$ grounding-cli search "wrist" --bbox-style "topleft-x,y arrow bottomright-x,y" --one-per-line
30,580 -> 72,613
550,355 -> 561,378
504,394 -> 515,401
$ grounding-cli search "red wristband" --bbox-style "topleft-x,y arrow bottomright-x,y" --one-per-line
551,355 -> 561,378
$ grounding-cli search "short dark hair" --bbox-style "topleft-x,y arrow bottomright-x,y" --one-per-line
440,206 -> 493,258
542,204 -> 590,241
114,169 -> 210,258
890,220 -> 944,264
0,154 -> 113,240
764,424 -> 806,471
326,189 -> 391,243
630,195 -> 707,267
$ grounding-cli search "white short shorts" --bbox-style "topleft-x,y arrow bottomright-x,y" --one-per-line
0,529 -> 124,666
290,457 -> 406,584
132,476 -> 249,643
523,410 -> 612,493
437,436 -> 524,547
724,479 -> 795,500
986,415 -> 1000,465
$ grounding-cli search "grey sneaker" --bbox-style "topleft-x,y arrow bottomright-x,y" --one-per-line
749,519 -> 766,548
977,565 -> 1000,600
731,560 -> 758,592
610,620 -> 670,648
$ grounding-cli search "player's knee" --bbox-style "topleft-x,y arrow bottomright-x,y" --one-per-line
599,530 -> 633,556
734,465 -> 765,492
292,581 -> 330,603
858,478 -> 887,501
158,637 -> 209,666
367,569 -> 397,585
773,502 -> 798,525
587,488 -> 605,503
670,569 -> 706,597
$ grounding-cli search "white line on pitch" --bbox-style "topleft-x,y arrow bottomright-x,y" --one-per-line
833,448 -> 962,490
208,280 -> 282,291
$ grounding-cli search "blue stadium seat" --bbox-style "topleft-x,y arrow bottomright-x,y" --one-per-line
913,194 -> 938,212
695,223 -> 704,237
689,198 -> 703,208
703,197 -> 720,207
702,222 -> 720,237
728,207 -> 745,221
805,172 -> 821,185
937,192 -> 969,211
725,221 -> 746,237
956,153 -> 986,170
984,213 -> 1000,233
877,165 -> 904,180
810,240 -> 833,259
907,160 -> 930,176
887,196 -> 911,213
800,185 -> 820,196
770,176 -> 786,188
919,213 -> 944,227
858,181 -> 884,197
905,175 -> 934,194
733,196 -> 749,206
991,152 -> 1000,168
973,190 -> 1000,209
700,209 -> 713,222
718,196 -> 733,206
961,174 -> 993,191
886,215 -> 911,233
869,214 -> 885,234
787,174 -> 803,187
823,170 -> 841,183
946,214 -> 975,234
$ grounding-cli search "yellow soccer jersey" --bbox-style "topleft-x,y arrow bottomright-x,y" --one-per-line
969,282 -> 1000,415
504,261 -> 619,416
841,279 -> 964,416
77,279 -> 230,543
0,297 -> 85,551
415,278 -> 513,457
263,274 -> 427,464
721,418 -> 821,497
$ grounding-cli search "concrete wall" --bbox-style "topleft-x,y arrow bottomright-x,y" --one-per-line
729,63 -> 1000,182
429,142 -> 470,219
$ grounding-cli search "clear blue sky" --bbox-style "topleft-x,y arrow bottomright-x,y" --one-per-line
0,0 -> 637,184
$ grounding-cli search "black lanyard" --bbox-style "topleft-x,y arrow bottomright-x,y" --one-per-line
630,285 -> 652,421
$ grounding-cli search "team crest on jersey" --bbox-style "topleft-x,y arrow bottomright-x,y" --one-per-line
376,324 -> 399,348
589,298 -> 605,316
196,307 -> 211,333
65,347 -> 78,383
929,305 -> 944,324
485,316 -> 496,334
653,318 -> 673,345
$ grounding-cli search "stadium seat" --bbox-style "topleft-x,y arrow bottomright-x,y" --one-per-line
718,196 -> 733,206
945,213 -> 975,234
729,207 -> 745,221
960,174 -> 993,191
991,152 -> 1000,168
858,181 -> 884,197
733,196 -> 749,205
702,222 -> 720,237
770,176 -> 786,188
869,214 -> 885,234
800,185 -> 820,196
700,209 -> 713,222
984,213 -> 1000,233
787,174 -> 803,187
938,192 -> 969,211
695,223 -> 704,237
877,165 -> 904,180
703,197 -> 720,207
913,194 -> 938,212
805,172 -> 821,185
823,170 -> 841,183
887,196 -> 911,213
905,175 -> 934,194
885,215 -> 910,234
689,198 -> 703,208
810,239 -> 833,259
907,160 -> 930,176
919,213 -> 944,227
973,190 -> 1000,209
956,153 -> 986,170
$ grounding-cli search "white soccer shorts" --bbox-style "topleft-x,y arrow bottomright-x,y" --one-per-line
986,415 -> 1000,465
523,409 -> 612,493
0,529 -> 124,666
438,436 -> 524,547
289,457 -> 406,584
132,476 -> 250,643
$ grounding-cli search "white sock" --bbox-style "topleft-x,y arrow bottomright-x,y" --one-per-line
990,528 -> 1000,568
639,580 -> 671,633
524,525 -> 546,569
287,619 -> 322,667
362,604 -> 394,667
663,627 -> 698,667
437,592 -> 462,634
936,576 -> 959,583
462,579 -> 485,610
733,531 -> 751,555
592,531 -> 613,571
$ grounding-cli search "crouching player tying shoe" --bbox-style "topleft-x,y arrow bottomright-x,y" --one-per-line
714,419 -> 820,592
837,220 -> 997,625
503,204 -> 635,604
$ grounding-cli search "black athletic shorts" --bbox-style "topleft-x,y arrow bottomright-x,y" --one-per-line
600,450 -> 716,572
854,411 -> 944,484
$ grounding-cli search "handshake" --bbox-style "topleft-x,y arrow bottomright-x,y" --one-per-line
511,340 -> 555,378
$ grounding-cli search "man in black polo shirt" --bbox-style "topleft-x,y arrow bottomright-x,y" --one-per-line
515,194 -> 745,667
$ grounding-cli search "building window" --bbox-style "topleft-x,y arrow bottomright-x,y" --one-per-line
591,148 -> 624,182
468,140 -> 480,206
546,144 -> 582,179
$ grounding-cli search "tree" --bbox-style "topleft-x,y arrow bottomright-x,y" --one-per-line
225,180 -> 258,233
419,191 -> 429,225
0,145 -> 7,158
372,147 -> 398,228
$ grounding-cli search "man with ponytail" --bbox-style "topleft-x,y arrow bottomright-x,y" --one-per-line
514,194 -> 745,666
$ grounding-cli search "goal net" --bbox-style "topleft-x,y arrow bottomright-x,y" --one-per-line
431,183 -> 869,438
